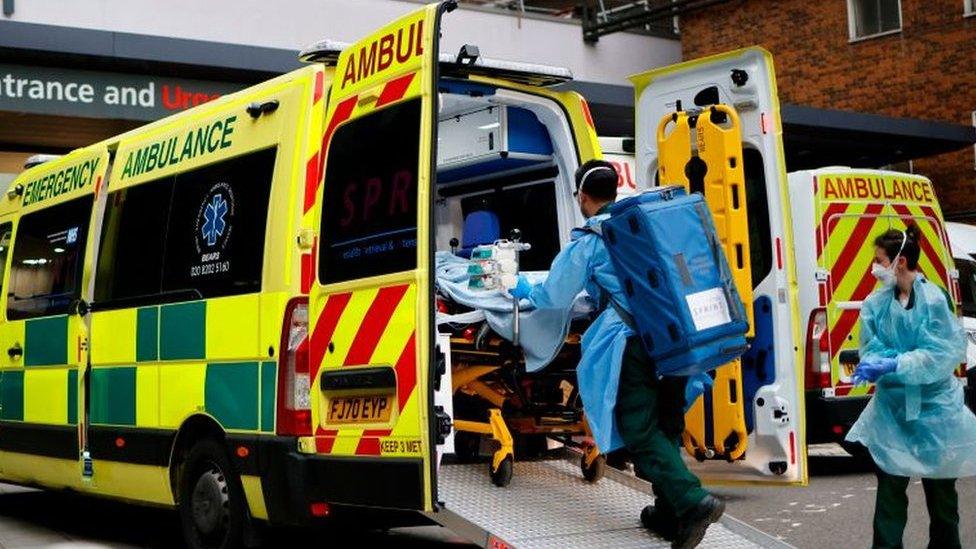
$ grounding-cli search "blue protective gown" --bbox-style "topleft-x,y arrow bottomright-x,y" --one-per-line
524,213 -> 632,453
846,274 -> 976,478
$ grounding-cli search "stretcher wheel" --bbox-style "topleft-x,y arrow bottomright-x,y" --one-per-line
581,454 -> 606,483
490,455 -> 513,487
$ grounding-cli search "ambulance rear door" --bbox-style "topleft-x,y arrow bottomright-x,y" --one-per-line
306,2 -> 451,512
815,170 -> 957,395
631,47 -> 807,485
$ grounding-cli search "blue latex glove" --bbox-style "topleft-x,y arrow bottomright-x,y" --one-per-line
852,357 -> 898,385
684,372 -> 714,412
508,275 -> 533,300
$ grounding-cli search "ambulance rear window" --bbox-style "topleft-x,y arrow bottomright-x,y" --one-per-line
319,99 -> 421,284
7,196 -> 92,320
744,149 -> 772,288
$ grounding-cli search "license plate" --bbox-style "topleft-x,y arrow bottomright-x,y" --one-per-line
327,395 -> 392,424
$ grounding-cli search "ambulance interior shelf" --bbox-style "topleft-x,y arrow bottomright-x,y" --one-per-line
437,102 -> 554,187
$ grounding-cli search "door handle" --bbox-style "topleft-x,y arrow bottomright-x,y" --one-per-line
8,342 -> 22,359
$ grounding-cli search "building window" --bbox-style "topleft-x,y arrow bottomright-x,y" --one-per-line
967,0 -> 976,16
847,0 -> 902,40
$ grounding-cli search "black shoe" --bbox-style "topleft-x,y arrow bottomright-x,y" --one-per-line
640,505 -> 677,541
672,495 -> 725,549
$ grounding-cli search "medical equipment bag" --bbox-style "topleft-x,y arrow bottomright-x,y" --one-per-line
598,186 -> 749,376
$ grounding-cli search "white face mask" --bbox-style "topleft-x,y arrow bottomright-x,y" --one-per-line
871,259 -> 898,287
872,231 -> 907,288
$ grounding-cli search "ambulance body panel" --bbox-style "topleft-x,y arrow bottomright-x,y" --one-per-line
0,64 -> 332,527
598,136 -> 639,199
790,167 -> 958,446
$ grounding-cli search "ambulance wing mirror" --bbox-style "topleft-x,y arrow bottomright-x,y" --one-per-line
246,100 -> 279,119
455,44 -> 480,66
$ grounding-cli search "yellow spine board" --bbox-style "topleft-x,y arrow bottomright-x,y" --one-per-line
710,361 -> 747,460
695,105 -> 754,335
658,106 -> 750,461
656,112 -> 692,189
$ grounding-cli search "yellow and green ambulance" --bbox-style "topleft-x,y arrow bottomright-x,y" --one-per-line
0,61 -> 330,547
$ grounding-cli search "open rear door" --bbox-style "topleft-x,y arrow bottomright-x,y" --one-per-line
631,48 -> 807,485
307,2 -> 451,511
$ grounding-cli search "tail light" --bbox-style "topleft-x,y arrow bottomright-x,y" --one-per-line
277,297 -> 312,436
804,308 -> 831,390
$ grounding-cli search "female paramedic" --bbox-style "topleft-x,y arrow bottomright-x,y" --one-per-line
846,225 -> 976,548
508,160 -> 722,549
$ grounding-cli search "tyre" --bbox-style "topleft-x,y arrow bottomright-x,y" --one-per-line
489,455 -> 513,487
580,454 -> 606,483
178,439 -> 249,549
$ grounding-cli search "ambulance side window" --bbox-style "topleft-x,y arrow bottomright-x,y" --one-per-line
162,147 -> 276,299
94,177 -> 174,307
7,196 -> 92,320
319,99 -> 421,284
93,147 -> 276,309
743,148 -> 772,287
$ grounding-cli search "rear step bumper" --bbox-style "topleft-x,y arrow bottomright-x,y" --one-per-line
429,450 -> 793,548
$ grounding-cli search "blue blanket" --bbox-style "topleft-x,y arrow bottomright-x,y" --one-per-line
435,251 -> 593,372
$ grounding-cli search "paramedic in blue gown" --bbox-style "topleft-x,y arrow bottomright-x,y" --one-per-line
846,226 -> 976,549
509,160 -> 724,549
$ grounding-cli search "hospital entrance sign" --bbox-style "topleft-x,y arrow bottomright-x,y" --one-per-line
0,63 -> 245,121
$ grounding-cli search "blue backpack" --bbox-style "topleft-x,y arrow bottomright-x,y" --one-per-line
588,186 -> 750,376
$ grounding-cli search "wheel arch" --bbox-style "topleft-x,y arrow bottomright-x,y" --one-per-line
168,413 -> 227,503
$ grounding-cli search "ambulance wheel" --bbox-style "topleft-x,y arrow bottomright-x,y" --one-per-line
581,454 -> 606,483
179,439 -> 248,549
490,456 -> 513,487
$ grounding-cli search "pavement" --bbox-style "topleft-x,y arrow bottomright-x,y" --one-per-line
712,444 -> 976,548
0,444 -> 973,548
0,482 -> 471,548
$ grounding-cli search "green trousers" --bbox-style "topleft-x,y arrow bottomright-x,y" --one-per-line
615,337 -> 709,518
873,468 -> 960,549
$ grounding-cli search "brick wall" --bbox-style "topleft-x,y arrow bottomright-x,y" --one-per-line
680,0 -> 976,216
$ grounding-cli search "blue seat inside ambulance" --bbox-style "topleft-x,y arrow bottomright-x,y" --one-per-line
458,210 -> 501,258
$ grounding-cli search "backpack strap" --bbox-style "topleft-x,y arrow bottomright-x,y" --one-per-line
603,292 -> 637,330
578,221 -> 637,329
573,222 -> 603,240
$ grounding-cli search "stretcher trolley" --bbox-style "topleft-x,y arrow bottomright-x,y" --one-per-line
657,105 -> 752,461
439,236 -> 605,487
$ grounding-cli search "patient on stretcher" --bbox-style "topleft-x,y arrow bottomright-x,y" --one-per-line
435,248 -> 606,486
